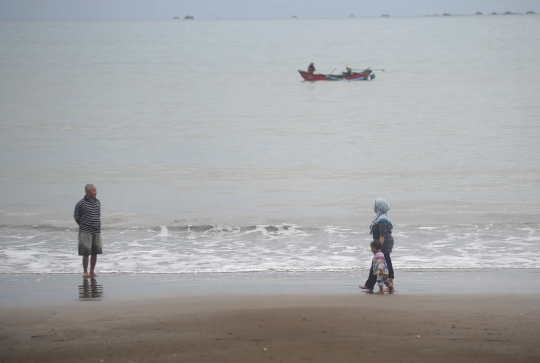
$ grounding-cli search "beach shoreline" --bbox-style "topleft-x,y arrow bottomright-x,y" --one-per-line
2,269 -> 540,306
2,271 -> 540,362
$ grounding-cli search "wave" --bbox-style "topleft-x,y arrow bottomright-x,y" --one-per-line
1,221 -> 539,273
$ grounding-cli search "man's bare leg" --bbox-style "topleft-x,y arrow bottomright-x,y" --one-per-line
82,256 -> 90,278
90,254 -> 97,277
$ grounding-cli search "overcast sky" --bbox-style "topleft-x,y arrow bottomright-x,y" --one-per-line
0,0 -> 538,19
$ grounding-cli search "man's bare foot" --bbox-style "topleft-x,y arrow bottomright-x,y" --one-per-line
359,286 -> 373,291
375,290 -> 384,294
384,287 -> 395,292
83,272 -> 90,279
90,272 -> 97,277
387,285 -> 394,293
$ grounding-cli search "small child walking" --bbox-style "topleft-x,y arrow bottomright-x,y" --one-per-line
370,240 -> 394,294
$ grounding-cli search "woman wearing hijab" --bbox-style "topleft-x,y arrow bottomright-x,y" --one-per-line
360,198 -> 395,291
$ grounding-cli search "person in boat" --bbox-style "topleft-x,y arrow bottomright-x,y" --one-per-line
343,66 -> 353,75
307,62 -> 316,74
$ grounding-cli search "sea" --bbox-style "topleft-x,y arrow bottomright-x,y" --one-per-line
1,15 -> 539,274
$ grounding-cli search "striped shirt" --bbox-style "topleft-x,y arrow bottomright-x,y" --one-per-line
74,196 -> 101,234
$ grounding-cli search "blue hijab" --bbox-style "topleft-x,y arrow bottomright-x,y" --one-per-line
370,198 -> 393,234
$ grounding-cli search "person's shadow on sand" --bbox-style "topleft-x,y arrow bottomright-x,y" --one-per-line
79,278 -> 103,300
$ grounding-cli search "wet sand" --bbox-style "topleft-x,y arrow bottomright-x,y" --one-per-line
1,292 -> 540,363
3,269 -> 540,305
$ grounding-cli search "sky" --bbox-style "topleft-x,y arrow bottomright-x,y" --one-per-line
0,0 -> 538,19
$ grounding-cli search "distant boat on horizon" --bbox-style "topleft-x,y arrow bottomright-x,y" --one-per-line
504,11 -> 513,15
526,10 -> 535,14
184,15 -> 194,20
490,11 -> 498,15
381,14 -> 390,17
173,16 -> 180,19
475,11 -> 483,15
443,13 -> 451,16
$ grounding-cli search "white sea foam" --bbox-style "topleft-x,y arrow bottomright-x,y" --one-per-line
0,221 -> 539,274
158,226 -> 169,237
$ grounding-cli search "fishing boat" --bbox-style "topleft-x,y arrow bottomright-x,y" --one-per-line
298,68 -> 375,81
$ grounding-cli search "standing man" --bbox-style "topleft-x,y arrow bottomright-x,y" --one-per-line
74,184 -> 102,278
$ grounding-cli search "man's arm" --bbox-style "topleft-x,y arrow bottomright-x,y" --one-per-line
74,202 -> 81,226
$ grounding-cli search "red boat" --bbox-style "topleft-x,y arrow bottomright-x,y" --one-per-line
298,69 -> 373,81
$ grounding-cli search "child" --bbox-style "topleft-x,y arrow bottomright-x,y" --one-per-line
370,240 -> 394,294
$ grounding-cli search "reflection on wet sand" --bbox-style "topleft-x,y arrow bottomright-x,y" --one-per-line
79,278 -> 103,300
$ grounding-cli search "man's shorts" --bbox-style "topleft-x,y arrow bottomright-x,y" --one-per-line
78,230 -> 102,256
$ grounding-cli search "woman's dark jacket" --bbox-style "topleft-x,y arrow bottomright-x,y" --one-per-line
371,221 -> 394,255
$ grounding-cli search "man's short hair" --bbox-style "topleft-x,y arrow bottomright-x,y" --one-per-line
85,184 -> 95,192
370,240 -> 383,250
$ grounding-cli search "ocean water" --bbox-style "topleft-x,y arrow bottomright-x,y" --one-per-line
1,16 -> 539,273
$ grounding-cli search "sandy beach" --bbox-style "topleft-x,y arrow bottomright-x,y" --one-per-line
1,272 -> 540,363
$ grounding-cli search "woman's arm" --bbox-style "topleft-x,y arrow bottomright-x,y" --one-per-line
379,222 -> 387,245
